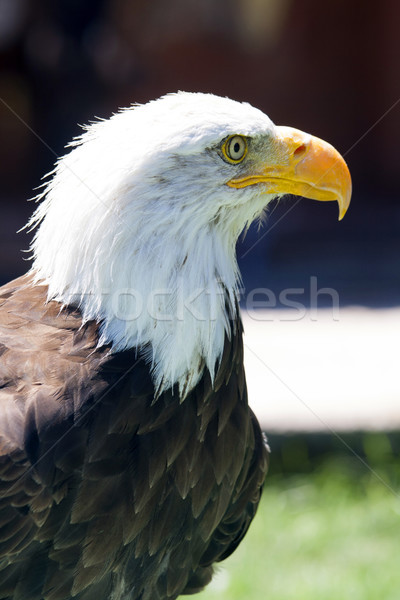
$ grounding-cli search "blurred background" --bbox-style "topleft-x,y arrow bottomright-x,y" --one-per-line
0,1 -> 399,598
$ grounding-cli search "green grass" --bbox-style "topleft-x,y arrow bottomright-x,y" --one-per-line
197,455 -> 400,600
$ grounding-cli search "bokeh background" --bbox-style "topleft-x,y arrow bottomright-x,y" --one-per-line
0,1 -> 399,598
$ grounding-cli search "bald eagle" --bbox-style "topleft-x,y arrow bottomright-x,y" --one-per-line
0,93 -> 351,600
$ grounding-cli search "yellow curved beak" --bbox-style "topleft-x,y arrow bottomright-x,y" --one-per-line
227,126 -> 352,220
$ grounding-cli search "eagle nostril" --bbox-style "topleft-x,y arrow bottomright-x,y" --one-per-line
293,144 -> 307,159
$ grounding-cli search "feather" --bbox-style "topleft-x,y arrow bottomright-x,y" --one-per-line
0,254 -> 269,600
0,91 -> 283,599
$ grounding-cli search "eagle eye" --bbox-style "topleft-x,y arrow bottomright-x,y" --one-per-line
222,135 -> 248,164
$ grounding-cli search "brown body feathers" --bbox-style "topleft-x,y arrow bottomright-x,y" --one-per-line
0,274 -> 268,600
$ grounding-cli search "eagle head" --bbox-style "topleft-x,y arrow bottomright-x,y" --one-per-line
28,92 -> 351,396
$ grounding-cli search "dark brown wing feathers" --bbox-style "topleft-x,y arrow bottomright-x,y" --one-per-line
0,274 -> 268,600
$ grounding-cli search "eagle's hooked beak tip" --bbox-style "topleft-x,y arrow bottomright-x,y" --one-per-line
337,177 -> 352,221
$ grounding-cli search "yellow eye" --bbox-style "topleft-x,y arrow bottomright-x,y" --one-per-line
222,135 -> 248,164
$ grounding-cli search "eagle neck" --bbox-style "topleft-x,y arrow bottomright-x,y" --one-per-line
99,225 -> 241,397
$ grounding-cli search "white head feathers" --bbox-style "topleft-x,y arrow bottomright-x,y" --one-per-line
28,92 -> 276,395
